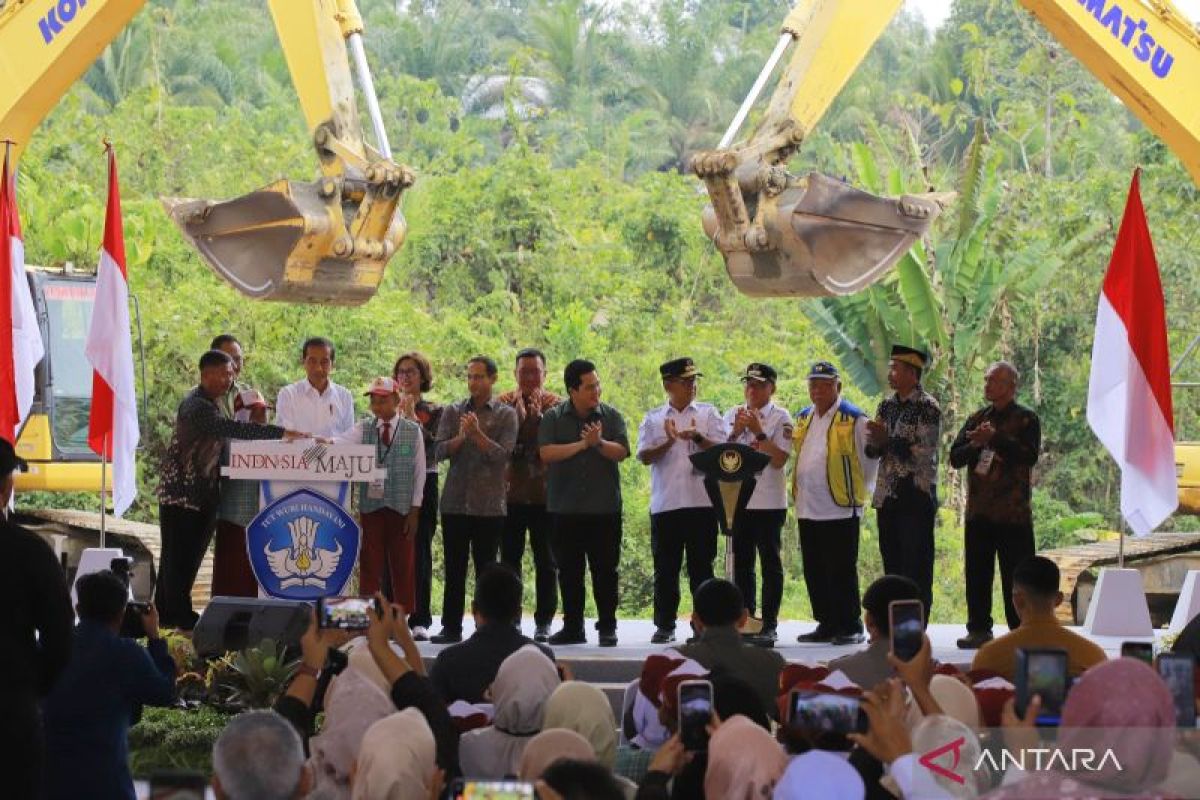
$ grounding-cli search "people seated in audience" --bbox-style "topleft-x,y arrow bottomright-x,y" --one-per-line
704,715 -> 789,799
351,709 -> 441,800
458,644 -> 561,778
544,681 -> 619,769
432,563 -> 555,705
41,570 -> 176,800
970,556 -> 1107,681
676,579 -> 785,718
307,665 -> 393,795
211,710 -> 311,800
520,729 -> 596,781
826,574 -> 923,689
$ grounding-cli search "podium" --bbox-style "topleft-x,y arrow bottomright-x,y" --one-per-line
222,440 -> 384,600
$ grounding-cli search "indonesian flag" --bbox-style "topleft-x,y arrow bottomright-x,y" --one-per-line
0,149 -> 45,445
85,148 -> 139,516
1086,169 -> 1177,536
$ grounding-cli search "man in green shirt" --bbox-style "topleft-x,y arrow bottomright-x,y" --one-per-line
538,359 -> 630,646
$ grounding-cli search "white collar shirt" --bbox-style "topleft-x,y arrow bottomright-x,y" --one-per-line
723,402 -> 792,510
637,401 -> 728,514
274,378 -> 355,438
794,404 -> 875,520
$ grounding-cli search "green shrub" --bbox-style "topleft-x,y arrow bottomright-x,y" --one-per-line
128,706 -> 233,778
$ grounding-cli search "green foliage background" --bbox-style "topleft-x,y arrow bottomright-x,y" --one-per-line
15,0 -> 1200,624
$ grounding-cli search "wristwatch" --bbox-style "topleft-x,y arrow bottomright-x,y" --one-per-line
755,432 -> 768,442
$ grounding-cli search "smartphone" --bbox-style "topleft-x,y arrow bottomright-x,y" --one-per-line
149,769 -> 207,800
1157,653 -> 1197,727
449,779 -> 535,799
889,599 -> 924,662
788,689 -> 867,751
678,679 -> 714,752
1015,648 -> 1069,726
1121,641 -> 1154,665
317,596 -> 374,630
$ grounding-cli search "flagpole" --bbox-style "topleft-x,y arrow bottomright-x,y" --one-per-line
99,433 -> 108,550
1119,517 -> 1125,570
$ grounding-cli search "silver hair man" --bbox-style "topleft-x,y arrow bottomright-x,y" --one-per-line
212,710 -> 311,800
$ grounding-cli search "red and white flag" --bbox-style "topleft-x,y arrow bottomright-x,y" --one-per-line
1,148 -> 44,445
1086,169 -> 1177,536
85,147 -> 139,516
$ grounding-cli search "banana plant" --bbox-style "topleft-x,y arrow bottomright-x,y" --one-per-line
803,119 -> 1101,421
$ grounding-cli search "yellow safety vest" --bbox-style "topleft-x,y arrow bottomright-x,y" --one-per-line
792,401 -> 868,509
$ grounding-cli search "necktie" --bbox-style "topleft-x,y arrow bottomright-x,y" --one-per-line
381,421 -> 392,446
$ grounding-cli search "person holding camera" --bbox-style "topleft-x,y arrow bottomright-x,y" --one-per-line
41,570 -> 176,800
637,358 -> 725,645
1,438 -> 74,799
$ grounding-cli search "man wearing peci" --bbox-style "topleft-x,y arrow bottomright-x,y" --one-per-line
637,358 -> 726,645
724,362 -> 793,643
539,359 -> 630,647
791,361 -> 877,646
865,345 -> 941,620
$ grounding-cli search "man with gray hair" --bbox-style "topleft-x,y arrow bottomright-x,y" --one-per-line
212,710 -> 311,800
949,361 -> 1041,649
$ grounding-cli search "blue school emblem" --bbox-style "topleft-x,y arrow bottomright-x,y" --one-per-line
247,488 -> 360,599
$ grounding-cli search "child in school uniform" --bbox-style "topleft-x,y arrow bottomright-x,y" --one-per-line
340,377 -> 426,608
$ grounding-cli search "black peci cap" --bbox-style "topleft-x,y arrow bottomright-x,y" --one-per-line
660,357 -> 702,380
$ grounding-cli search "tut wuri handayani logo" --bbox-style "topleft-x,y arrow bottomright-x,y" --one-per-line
248,488 -> 360,599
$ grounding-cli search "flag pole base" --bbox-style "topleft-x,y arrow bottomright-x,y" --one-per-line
1082,567 -> 1154,638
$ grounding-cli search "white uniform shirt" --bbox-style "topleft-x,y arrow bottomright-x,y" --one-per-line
335,414 -> 427,507
793,405 -> 876,521
274,379 -> 355,437
723,402 -> 792,510
637,401 -> 728,514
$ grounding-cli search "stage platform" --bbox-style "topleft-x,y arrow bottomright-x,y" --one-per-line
413,617 -> 1163,719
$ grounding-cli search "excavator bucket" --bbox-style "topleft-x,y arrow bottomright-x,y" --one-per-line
699,172 -> 949,297
164,172 -> 409,306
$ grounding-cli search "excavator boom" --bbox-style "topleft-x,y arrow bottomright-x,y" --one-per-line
0,0 -> 412,305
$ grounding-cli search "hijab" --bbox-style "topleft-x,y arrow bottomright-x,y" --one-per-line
705,714 -> 789,800
543,681 -> 618,768
308,666 -> 394,796
350,709 -> 437,800
773,749 -> 865,800
518,728 -> 596,781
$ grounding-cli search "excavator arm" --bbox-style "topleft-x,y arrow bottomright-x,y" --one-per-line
0,0 -> 412,305
698,0 -> 1200,298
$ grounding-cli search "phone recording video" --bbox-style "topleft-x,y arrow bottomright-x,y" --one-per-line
1015,648 -> 1069,725
788,689 -> 867,751
450,779 -> 535,799
678,679 -> 714,752
1157,653 -> 1197,728
1120,641 -> 1154,665
889,599 -> 924,662
318,596 -> 375,630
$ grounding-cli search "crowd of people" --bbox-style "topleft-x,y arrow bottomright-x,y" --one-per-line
152,334 -> 1041,653
14,334 -> 1200,798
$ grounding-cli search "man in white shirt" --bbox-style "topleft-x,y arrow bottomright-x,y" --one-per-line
274,337 -> 355,438
792,361 -> 878,646
724,362 -> 792,642
637,358 -> 726,644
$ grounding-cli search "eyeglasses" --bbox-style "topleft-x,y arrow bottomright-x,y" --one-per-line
395,367 -> 420,377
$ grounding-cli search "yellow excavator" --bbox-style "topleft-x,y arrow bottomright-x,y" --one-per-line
696,0 -> 1200,624
2,0 -> 414,305
2,0 -> 415,492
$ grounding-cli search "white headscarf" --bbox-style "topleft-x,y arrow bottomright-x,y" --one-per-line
458,645 -> 561,779
350,709 -> 437,800
774,750 -> 865,800
308,666 -> 393,798
543,681 -> 618,768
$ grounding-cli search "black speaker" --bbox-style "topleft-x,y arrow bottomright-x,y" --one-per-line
192,597 -> 312,659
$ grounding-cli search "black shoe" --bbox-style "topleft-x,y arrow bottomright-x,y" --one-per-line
598,631 -> 618,647
956,631 -> 993,650
744,627 -> 776,642
831,632 -> 865,646
534,624 -> 551,643
430,630 -> 462,644
651,628 -> 676,644
549,629 -> 587,646
796,628 -> 834,644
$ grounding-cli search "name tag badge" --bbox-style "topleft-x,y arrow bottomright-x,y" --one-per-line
368,479 -> 386,499
974,448 -> 995,476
